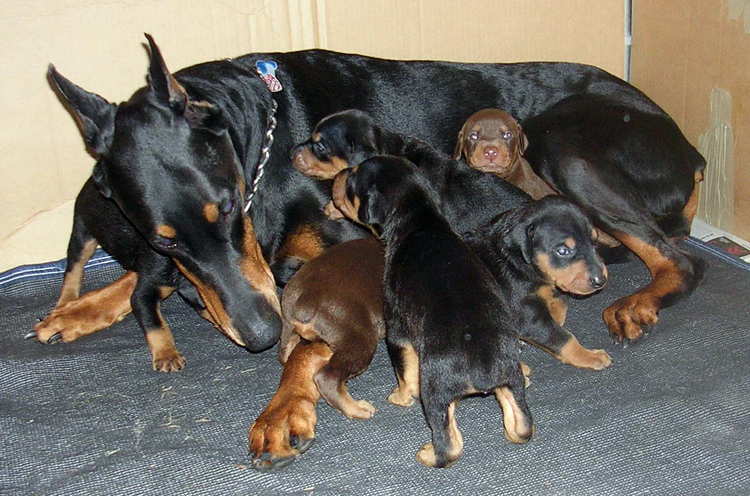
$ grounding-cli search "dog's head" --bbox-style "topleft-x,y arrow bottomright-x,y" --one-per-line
291,109 -> 386,179
48,35 -> 281,351
506,197 -> 607,295
454,108 -> 528,177
331,156 -> 430,235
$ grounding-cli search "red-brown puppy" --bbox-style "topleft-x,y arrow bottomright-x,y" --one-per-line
454,108 -> 555,200
250,238 -> 384,470
455,108 -> 620,248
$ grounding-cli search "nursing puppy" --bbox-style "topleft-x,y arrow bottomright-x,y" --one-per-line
332,157 -> 532,468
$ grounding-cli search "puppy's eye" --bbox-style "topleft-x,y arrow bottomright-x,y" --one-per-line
154,235 -> 178,250
313,141 -> 326,153
554,245 -> 575,258
502,131 -> 513,140
220,198 -> 235,216
468,131 -> 479,141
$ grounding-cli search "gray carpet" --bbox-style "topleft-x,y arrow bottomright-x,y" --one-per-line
1,240 -> 748,496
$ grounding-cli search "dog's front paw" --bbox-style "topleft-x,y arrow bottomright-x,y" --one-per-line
32,299 -> 120,344
603,293 -> 660,343
249,395 -> 317,471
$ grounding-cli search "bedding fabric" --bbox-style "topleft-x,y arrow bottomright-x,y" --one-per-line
1,240 -> 748,496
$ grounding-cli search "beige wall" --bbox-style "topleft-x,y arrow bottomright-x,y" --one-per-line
0,0 -> 625,272
631,0 -> 750,239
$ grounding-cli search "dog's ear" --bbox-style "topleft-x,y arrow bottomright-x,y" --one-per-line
47,65 -> 116,157
92,161 -> 112,198
519,127 -> 529,154
360,187 -> 387,233
348,124 -> 380,165
144,33 -> 188,113
507,214 -> 536,264
453,121 -> 467,160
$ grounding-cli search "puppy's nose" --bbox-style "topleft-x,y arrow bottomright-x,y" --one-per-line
483,146 -> 499,161
590,273 -> 607,289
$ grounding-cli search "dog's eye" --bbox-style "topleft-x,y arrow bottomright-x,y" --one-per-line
468,131 -> 479,141
502,131 -> 513,140
220,198 -> 235,216
154,235 -> 178,250
313,141 -> 326,153
554,245 -> 575,257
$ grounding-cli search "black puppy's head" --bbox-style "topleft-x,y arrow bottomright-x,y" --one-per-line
331,155 -> 432,235
291,109 -> 384,179
47,35 -> 281,351
507,197 -> 608,295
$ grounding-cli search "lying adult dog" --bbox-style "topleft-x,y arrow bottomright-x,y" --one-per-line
37,34 -> 701,458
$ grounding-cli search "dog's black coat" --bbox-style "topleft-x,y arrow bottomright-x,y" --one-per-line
339,157 -> 530,468
46,36 -> 702,355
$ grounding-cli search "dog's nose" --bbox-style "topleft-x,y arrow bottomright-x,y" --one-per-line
483,146 -> 498,161
590,273 -> 607,289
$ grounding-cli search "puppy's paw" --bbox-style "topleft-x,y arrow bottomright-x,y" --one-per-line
387,387 -> 416,407
152,349 -> 186,372
341,399 -> 376,419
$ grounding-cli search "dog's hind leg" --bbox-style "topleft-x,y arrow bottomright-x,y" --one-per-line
249,340 -> 332,471
386,340 -> 420,407
494,372 -> 533,444
55,215 -> 98,307
314,327 -> 379,419
416,390 -> 464,468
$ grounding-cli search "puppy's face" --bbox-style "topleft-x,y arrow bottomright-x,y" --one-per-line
520,199 -> 607,295
291,110 -> 381,179
454,108 -> 528,177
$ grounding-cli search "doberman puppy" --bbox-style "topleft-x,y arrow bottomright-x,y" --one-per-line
42,36 -> 702,464
250,237 -> 384,470
455,108 -> 620,248
332,157 -> 533,468
454,108 -> 555,200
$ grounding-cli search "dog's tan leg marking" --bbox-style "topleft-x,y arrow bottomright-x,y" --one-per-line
556,334 -> 612,370
603,233 -> 684,341
144,286 -> 185,372
249,341 -> 332,466
416,401 -> 464,468
520,361 -> 533,387
536,284 -> 568,326
34,271 -> 137,343
387,343 -> 420,407
495,386 -> 533,444
682,170 -> 703,228
56,239 -> 98,307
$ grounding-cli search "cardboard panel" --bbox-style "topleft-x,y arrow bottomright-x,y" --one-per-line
0,0 -> 624,271
630,0 -> 750,239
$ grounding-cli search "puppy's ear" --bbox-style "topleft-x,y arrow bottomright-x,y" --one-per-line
520,129 -> 529,154
453,122 -> 467,160
360,187 -> 387,233
508,218 -> 536,264
92,161 -> 112,198
348,125 -> 381,165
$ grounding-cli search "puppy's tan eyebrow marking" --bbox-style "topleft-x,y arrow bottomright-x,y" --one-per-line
312,132 -> 321,142
156,224 -> 176,238
203,203 -> 219,223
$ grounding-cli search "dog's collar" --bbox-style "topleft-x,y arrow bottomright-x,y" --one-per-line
242,59 -> 283,213
244,98 -> 278,213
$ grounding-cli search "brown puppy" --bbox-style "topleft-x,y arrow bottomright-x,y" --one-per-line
250,238 -> 384,470
454,108 -> 555,200
455,108 -> 619,247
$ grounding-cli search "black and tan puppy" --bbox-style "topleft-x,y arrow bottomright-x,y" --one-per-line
251,238 -> 384,470
465,197 -> 612,369
332,157 -> 532,468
